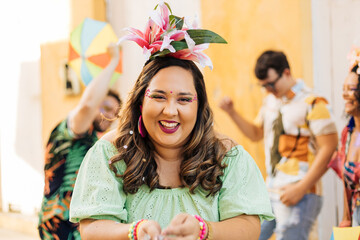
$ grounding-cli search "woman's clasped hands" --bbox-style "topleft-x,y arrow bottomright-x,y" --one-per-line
136,213 -> 207,240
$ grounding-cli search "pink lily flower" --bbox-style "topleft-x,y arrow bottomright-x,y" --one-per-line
150,1 -> 171,31
347,45 -> 360,73
168,44 -> 213,70
117,1 -> 227,69
184,15 -> 200,30
160,36 -> 175,52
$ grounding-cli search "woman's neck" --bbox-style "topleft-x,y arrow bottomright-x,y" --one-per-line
354,115 -> 360,132
153,145 -> 182,171
153,145 -> 183,187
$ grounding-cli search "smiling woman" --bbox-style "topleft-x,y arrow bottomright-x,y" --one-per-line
69,2 -> 274,240
330,46 -> 360,228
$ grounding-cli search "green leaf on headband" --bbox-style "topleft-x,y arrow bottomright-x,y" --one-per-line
169,15 -> 184,30
187,29 -> 227,44
171,41 -> 188,50
150,41 -> 188,59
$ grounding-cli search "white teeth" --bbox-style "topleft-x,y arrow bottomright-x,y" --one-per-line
160,121 -> 178,128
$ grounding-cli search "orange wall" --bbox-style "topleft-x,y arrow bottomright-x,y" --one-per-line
201,0 -> 313,178
71,0 -> 106,28
40,41 -> 82,146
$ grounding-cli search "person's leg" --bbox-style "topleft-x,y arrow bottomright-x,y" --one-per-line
352,205 -> 360,226
259,219 -> 276,240
276,194 -> 322,240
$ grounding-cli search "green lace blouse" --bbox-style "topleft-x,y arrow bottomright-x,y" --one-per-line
70,139 -> 274,228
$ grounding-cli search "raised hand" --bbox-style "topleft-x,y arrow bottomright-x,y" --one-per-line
218,96 -> 235,114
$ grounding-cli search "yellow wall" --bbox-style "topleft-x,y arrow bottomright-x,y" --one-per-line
201,0 -> 313,178
41,0 -> 106,145
71,0 -> 106,29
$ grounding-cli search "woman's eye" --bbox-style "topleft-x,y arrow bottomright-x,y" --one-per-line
150,94 -> 166,100
179,97 -> 193,102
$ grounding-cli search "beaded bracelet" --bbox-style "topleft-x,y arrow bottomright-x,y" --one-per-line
136,219 -> 148,239
128,219 -> 146,240
193,215 -> 207,240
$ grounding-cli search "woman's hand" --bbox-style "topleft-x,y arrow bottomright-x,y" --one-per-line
162,213 -> 201,240
107,42 -> 121,61
218,96 -> 235,114
339,219 -> 351,227
137,220 -> 162,240
279,182 -> 306,206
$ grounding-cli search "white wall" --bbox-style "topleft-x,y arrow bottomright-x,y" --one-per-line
0,0 -> 71,214
312,0 -> 360,239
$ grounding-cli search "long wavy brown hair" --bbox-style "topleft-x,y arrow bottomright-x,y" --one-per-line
110,57 -> 229,196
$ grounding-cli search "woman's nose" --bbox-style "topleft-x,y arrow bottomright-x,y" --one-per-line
163,100 -> 178,116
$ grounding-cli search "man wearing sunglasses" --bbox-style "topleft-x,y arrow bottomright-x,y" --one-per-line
219,50 -> 338,240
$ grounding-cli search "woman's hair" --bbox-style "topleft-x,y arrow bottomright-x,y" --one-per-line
351,65 -> 360,108
110,57 -> 228,196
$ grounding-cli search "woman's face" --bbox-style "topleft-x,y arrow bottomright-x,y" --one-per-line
343,72 -> 360,116
142,66 -> 198,149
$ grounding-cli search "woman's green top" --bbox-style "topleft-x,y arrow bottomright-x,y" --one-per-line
70,139 -> 274,228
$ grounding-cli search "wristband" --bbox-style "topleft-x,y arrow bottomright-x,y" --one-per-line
135,219 -> 148,239
193,215 -> 207,240
128,219 -> 147,240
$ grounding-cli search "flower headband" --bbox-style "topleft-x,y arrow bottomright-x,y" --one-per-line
117,1 -> 227,70
347,45 -> 360,74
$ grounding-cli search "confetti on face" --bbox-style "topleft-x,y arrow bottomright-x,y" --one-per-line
145,89 -> 151,98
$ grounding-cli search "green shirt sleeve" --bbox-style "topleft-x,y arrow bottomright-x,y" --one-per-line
219,146 -> 274,222
70,139 -> 127,223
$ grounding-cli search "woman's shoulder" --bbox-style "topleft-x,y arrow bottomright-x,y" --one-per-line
89,129 -> 118,156
215,131 -> 238,152
101,129 -> 118,143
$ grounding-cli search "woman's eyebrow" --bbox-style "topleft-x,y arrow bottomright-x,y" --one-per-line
151,89 -> 194,96
178,92 -> 194,96
150,89 -> 166,94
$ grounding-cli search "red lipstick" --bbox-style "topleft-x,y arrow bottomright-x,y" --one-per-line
159,120 -> 180,134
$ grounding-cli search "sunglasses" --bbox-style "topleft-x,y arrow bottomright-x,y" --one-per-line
259,74 -> 282,90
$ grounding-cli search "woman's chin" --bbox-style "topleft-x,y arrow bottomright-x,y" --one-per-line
346,108 -> 360,117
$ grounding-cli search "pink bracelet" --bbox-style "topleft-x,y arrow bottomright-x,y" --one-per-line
193,215 -> 207,240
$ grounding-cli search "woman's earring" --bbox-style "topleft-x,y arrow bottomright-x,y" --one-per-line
138,115 -> 146,138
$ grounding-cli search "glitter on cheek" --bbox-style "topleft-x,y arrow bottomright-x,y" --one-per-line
193,94 -> 198,101
144,89 -> 153,99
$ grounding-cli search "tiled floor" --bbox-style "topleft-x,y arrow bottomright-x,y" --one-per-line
0,228 -> 38,240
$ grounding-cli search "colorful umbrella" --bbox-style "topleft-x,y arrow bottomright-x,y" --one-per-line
68,18 -> 122,86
